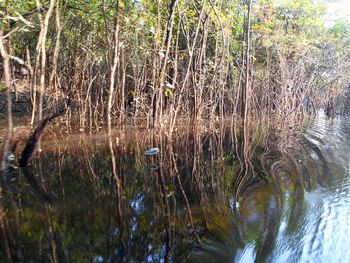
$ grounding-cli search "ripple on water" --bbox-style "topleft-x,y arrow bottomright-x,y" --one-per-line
266,114 -> 350,263
296,177 -> 350,263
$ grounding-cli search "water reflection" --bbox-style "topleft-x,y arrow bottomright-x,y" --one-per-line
1,114 -> 350,262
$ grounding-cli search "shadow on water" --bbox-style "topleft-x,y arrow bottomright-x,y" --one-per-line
1,114 -> 350,262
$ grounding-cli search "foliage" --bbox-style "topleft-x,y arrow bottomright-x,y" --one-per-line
0,0 -> 349,124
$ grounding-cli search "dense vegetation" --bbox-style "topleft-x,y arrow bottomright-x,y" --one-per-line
1,1 -> 350,261
0,0 -> 350,131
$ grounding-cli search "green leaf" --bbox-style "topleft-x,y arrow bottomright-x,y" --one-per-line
167,89 -> 173,98
0,87 -> 9,93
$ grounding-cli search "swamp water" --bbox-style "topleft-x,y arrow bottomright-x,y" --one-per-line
1,113 -> 350,262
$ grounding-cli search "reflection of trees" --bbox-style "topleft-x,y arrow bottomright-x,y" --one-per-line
0,184 -> 21,263
0,122 -> 338,262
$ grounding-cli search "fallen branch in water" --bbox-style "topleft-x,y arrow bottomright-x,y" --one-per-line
21,165 -> 52,203
19,109 -> 65,167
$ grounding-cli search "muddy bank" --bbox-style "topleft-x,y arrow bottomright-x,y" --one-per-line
0,91 -> 32,119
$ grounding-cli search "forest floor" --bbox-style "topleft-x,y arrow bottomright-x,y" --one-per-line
0,91 -> 31,119
0,80 -> 32,119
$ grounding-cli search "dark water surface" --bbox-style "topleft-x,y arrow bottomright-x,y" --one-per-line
1,113 -> 350,262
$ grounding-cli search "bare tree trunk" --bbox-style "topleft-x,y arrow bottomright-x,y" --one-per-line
38,0 -> 56,121
155,0 -> 177,126
170,0 -> 207,132
107,0 -> 120,129
30,0 -> 56,124
0,26 -> 13,172
49,0 -> 62,108
242,0 -> 252,125
102,0 -> 111,68
119,48 -> 126,123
